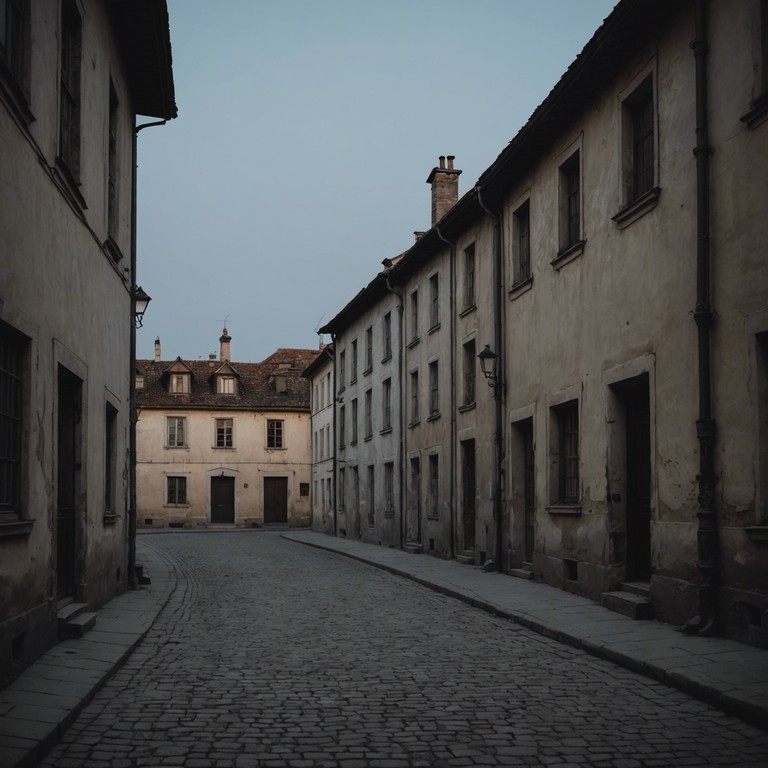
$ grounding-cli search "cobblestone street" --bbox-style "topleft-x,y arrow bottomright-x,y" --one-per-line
40,532 -> 768,768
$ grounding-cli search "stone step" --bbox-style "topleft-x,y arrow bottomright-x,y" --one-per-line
402,543 -> 422,555
60,611 -> 98,638
620,580 -> 650,597
456,550 -> 475,565
57,601 -> 88,625
601,590 -> 653,620
509,567 -> 533,580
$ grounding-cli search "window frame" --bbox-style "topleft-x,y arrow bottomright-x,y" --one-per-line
382,377 -> 392,431
410,369 -> 419,426
429,273 -> 440,330
58,0 -> 83,183
365,326 -> 373,373
409,290 -> 419,345
166,415 -> 187,448
166,475 -> 188,506
364,388 -> 373,440
428,360 -> 439,418
215,417 -> 234,449
462,339 -> 476,408
267,418 -> 284,449
513,199 -> 532,286
463,244 -> 476,311
382,312 -> 392,361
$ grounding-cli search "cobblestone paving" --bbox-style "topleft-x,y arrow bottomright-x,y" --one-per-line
41,532 -> 768,767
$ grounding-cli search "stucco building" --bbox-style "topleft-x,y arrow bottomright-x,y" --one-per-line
319,0 -> 768,646
0,0 -> 176,685
136,334 -> 316,529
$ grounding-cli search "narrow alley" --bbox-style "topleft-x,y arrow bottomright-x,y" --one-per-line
37,532 -> 768,768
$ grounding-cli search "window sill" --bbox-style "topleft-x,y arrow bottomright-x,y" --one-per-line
165,445 -> 189,451
384,508 -> 395,518
363,367 -> 372,378
0,60 -> 35,126
379,427 -> 392,435
103,512 -> 119,526
0,518 -> 34,539
426,512 -> 440,521
459,304 -> 477,318
213,446 -> 235,450
381,355 -> 392,364
546,504 -> 582,516
407,337 -> 420,349
164,503 -> 190,509
458,402 -> 476,413
104,236 -> 124,263
741,93 -> 768,129
428,322 -> 441,335
350,377 -> 358,385
427,412 -> 441,422
350,440 -> 358,447
364,435 -> 372,442
266,447 -> 286,451
612,186 -> 661,230
746,526 -> 768,544
551,240 -> 586,270
509,276 -> 533,301
54,156 -> 87,212
338,386 -> 346,395
408,420 -> 420,429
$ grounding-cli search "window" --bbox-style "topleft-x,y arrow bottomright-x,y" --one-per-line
135,373 -> 144,390
107,81 -> 119,239
267,419 -> 284,449
429,361 -> 439,417
621,74 -> 655,204
218,376 -> 236,395
410,370 -> 419,425
166,416 -> 186,448
753,330 -> 768,525
364,389 -> 372,439
367,465 -> 375,527
554,401 -> 579,504
382,312 -> 392,360
382,378 -> 392,431
429,274 -> 439,329
104,403 -> 117,516
339,404 -> 346,448
462,340 -> 476,407
385,462 -> 394,514
0,322 -> 25,519
463,244 -> 475,309
338,468 -> 345,511
365,326 -> 373,372
300,482 -> 309,496
428,454 -> 439,519
0,0 -> 31,116
353,466 -> 359,512
410,457 -> 421,525
339,350 -> 346,390
59,0 -> 82,180
351,398 -> 358,444
167,476 -> 187,505
513,200 -> 531,285
351,339 -> 358,383
559,151 -> 581,252
170,374 -> 189,395
410,290 -> 419,343
215,418 -> 233,448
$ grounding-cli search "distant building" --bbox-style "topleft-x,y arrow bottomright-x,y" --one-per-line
136,333 -> 316,529
301,345 -> 335,534
319,0 -> 768,646
0,0 -> 176,685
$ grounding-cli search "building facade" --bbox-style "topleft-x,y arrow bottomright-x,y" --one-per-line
136,335 -> 316,529
0,0 -> 176,685
301,346 -> 335,534
319,0 -> 768,646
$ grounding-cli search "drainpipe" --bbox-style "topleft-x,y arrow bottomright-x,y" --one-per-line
325,337 -> 337,537
384,274 -> 405,549
475,185 -> 505,573
686,0 -> 718,635
128,118 -> 167,590
435,226 -> 457,560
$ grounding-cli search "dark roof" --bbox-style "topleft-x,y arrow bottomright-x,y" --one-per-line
319,272 -> 393,336
137,348 -> 318,411
301,345 -> 334,379
106,0 -> 177,119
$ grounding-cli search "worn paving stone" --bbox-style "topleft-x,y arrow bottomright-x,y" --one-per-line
39,532 -> 768,767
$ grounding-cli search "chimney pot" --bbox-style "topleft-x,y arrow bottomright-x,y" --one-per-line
154,337 -> 161,363
439,155 -> 445,169
219,327 -> 232,362
447,155 -> 454,170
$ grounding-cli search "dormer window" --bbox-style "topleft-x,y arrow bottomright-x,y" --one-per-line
218,375 -> 236,395
135,373 -> 144,390
170,373 -> 189,394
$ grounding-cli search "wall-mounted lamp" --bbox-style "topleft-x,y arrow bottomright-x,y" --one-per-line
134,286 -> 151,329
478,344 -> 499,389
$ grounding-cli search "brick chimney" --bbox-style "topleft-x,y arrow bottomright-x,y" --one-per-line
219,327 -> 231,362
154,337 -> 161,362
426,155 -> 461,227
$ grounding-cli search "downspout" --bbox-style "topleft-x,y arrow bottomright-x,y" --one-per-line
384,274 -> 405,548
128,118 -> 167,590
435,226 -> 457,560
686,0 -> 718,635
476,185 -> 505,573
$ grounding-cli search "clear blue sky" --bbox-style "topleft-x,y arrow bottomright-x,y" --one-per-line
136,0 -> 618,363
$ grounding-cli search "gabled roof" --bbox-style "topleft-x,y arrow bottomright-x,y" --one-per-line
137,348 -> 319,411
212,361 -> 239,378
301,345 -> 334,379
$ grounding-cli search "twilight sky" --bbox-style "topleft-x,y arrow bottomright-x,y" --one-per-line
136,0 -> 618,364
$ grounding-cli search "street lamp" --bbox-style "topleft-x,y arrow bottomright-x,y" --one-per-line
134,286 -> 151,328
478,344 -> 499,390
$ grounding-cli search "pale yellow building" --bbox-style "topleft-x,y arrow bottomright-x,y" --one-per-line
136,334 -> 315,529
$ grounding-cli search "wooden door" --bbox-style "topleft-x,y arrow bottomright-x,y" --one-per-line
264,477 -> 288,524
211,476 -> 235,524
521,420 -> 535,563
626,395 -> 651,581
461,440 -> 476,551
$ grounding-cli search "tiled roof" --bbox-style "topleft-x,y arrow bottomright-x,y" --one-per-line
136,348 -> 318,411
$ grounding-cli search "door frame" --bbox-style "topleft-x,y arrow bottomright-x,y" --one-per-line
210,472 -> 236,524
